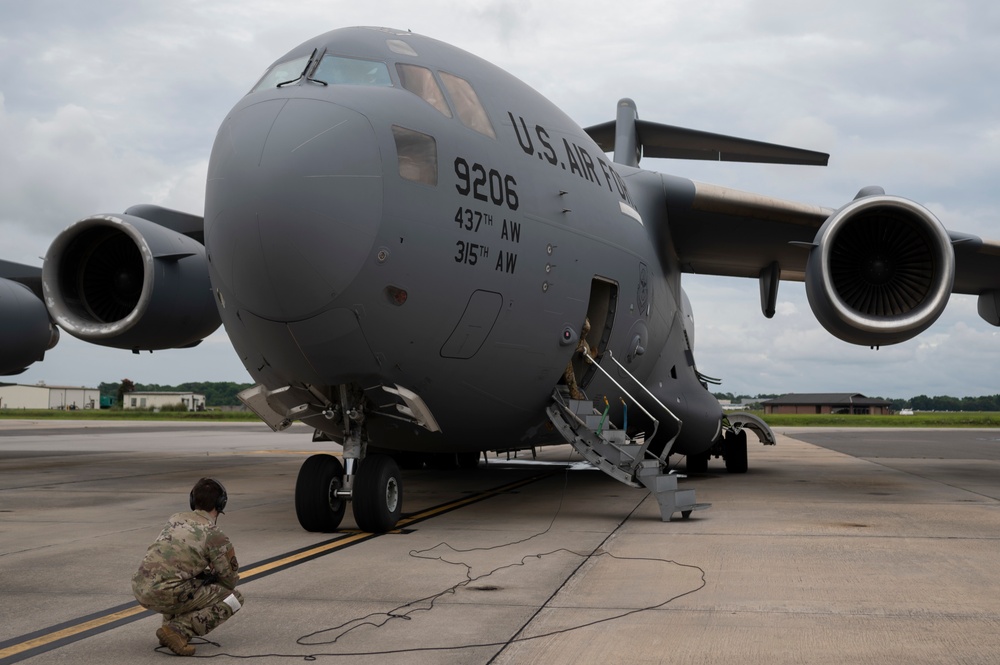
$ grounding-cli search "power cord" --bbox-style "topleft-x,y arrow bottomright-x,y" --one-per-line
167,467 -> 707,660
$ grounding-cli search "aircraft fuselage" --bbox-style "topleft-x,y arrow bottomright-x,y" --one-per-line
205,27 -> 722,456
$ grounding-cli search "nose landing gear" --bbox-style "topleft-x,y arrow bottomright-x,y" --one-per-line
293,388 -> 403,533
295,454 -> 347,532
294,451 -> 403,533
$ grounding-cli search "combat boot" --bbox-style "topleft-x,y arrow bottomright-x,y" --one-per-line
156,625 -> 195,656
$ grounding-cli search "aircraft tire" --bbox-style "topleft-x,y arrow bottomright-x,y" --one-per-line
686,451 -> 710,474
456,451 -> 481,470
352,454 -> 402,533
724,429 -> 749,474
295,454 -> 346,532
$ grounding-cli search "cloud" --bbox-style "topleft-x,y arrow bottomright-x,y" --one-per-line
2,1 -> 999,396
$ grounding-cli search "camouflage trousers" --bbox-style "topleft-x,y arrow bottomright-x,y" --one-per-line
134,579 -> 245,639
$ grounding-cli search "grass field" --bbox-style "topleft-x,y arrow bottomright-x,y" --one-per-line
2,408 -> 998,427
0,408 -> 260,422
745,411 -> 1000,428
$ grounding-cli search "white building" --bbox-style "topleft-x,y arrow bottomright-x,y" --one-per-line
125,391 -> 206,411
0,383 -> 100,410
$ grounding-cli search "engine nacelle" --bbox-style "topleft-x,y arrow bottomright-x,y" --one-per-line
42,213 -> 221,350
805,194 -> 954,346
0,278 -> 59,374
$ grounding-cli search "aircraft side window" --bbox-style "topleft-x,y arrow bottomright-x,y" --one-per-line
439,72 -> 496,139
395,64 -> 452,117
392,126 -> 438,186
250,54 -> 312,92
313,55 -> 392,86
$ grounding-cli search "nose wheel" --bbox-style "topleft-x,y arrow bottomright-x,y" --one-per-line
295,454 -> 347,532
294,453 -> 402,533
352,454 -> 403,533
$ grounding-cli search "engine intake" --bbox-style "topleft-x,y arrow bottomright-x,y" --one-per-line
42,213 -> 221,350
805,194 -> 954,346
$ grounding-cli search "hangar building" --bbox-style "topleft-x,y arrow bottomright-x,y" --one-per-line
125,391 -> 206,411
761,393 -> 891,415
0,383 -> 100,410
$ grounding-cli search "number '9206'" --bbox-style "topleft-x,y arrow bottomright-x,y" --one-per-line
454,157 -> 519,211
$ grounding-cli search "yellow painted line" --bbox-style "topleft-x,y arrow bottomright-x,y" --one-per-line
397,473 -> 548,526
0,532 -> 371,661
0,470 -> 554,663
0,606 -> 146,660
238,531 -> 372,580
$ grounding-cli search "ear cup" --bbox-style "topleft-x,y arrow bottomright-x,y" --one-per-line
213,479 -> 228,513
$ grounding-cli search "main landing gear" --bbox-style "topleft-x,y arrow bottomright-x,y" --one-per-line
685,428 -> 748,474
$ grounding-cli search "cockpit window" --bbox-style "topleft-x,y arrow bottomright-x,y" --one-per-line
392,126 -> 438,186
395,64 -> 451,117
251,54 -> 312,92
313,55 -> 392,86
439,72 -> 496,138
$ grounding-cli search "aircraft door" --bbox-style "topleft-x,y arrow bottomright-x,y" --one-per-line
575,277 -> 618,390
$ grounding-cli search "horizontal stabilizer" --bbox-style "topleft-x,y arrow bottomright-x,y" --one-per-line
585,102 -> 829,166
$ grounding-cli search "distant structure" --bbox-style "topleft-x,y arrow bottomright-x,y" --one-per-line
761,393 -> 891,415
125,391 -> 206,411
717,399 -> 750,412
0,383 -> 100,410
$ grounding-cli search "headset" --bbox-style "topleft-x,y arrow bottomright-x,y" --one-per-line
189,477 -> 228,514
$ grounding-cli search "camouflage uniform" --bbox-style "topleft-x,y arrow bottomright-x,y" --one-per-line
132,510 -> 244,641
564,318 -> 592,400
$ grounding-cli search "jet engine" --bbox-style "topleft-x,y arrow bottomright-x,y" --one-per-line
805,193 -> 954,346
42,213 -> 221,350
0,278 -> 59,374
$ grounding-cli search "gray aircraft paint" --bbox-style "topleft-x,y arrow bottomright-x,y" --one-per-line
204,27 -> 719,454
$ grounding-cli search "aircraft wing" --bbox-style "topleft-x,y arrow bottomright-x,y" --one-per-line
658,176 -> 1000,340
661,178 -> 1000,294
662,178 -> 833,282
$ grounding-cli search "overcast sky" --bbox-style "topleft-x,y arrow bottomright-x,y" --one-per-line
2,0 -> 999,399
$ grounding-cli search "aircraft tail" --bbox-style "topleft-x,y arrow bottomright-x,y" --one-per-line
583,98 -> 829,168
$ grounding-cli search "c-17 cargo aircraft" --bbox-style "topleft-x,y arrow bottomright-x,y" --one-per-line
4,27 -> 1000,533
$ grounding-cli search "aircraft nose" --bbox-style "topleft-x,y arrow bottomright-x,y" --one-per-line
205,97 -> 382,321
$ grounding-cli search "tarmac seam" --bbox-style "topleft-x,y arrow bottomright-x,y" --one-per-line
486,493 -> 646,664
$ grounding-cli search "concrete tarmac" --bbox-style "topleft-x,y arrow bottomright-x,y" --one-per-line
1,421 -> 998,664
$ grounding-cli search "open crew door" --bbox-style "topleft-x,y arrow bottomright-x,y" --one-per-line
570,277 -> 617,393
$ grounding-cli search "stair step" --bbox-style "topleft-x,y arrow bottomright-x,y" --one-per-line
546,388 -> 708,522
636,470 -> 679,494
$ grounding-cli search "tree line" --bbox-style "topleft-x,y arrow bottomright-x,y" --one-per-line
99,381 -> 254,407
713,392 -> 1000,412
95,383 -> 1000,411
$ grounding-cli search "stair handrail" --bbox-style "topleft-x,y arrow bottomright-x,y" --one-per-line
585,350 -> 684,463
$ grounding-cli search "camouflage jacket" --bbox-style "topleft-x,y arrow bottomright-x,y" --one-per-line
133,510 -> 239,596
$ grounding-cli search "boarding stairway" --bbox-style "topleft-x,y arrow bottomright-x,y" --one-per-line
546,352 -> 709,521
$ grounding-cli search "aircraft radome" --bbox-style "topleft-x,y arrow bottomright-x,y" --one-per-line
4,27 -> 1000,533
